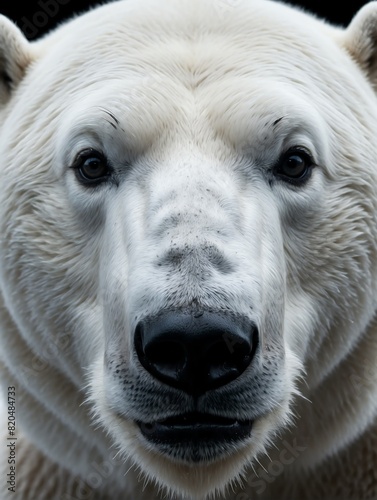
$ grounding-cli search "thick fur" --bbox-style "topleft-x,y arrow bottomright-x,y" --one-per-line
1,0 -> 377,498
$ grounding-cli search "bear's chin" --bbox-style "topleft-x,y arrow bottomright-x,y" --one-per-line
129,438 -> 255,499
96,400 -> 291,499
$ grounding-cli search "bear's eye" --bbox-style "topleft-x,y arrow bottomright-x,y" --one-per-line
71,149 -> 111,184
274,148 -> 314,185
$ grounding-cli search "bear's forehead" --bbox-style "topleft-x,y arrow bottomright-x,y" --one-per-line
35,0 -> 341,88
14,0 -> 368,155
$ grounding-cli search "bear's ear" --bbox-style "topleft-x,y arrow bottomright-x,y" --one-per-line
342,2 -> 377,84
0,15 -> 33,106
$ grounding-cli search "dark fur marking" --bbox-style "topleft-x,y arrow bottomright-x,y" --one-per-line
272,116 -> 284,127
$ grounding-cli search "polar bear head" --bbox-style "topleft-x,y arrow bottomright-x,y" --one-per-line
1,1 -> 377,498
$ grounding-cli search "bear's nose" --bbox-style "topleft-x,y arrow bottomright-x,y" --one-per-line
134,310 -> 258,396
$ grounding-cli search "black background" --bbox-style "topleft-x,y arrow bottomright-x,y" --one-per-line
0,0 -> 372,40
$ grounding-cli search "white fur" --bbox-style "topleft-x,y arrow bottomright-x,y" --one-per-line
1,1 -> 377,498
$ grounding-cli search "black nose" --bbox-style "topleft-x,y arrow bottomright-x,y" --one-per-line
134,310 -> 258,395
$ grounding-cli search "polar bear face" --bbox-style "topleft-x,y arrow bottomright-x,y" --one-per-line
1,0 -> 377,498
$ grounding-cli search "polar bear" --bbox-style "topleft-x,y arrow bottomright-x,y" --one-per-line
1,0 -> 377,498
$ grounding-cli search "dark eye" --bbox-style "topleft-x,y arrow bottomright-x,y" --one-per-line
274,148 -> 314,184
71,149 -> 111,184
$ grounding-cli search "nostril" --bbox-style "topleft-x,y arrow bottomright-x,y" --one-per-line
203,333 -> 254,390
134,310 -> 258,395
145,340 -> 187,380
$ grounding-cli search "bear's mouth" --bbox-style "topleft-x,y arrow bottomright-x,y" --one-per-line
137,412 -> 253,447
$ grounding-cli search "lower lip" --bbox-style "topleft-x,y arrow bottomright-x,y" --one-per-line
137,412 -> 253,445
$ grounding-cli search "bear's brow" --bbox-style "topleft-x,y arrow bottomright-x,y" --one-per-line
272,117 -> 284,127
98,107 -> 120,129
